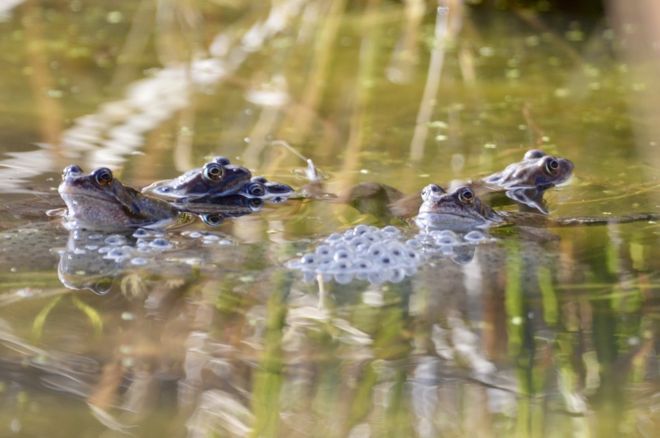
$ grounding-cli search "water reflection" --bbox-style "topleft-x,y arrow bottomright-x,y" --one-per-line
0,219 -> 657,436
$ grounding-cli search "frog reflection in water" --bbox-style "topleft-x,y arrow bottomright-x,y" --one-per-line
351,149 -> 574,218
142,156 -> 294,203
58,165 -> 180,230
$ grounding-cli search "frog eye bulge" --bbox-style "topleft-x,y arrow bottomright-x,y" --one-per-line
524,149 -> 546,160
421,184 -> 445,201
63,165 -> 82,178
93,168 -> 114,186
544,158 -> 560,175
201,214 -> 224,226
248,198 -> 264,210
457,187 -> 474,204
203,163 -> 225,181
213,156 -> 231,166
245,182 -> 266,197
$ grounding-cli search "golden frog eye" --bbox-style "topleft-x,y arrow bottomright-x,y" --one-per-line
457,187 -> 474,204
544,158 -> 560,175
93,168 -> 113,186
203,163 -> 225,181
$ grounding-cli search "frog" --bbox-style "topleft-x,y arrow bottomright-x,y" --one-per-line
415,184 -> 505,232
165,175 -> 293,226
288,177 -> 658,286
141,157 -> 253,201
480,149 -> 574,190
364,149 -> 574,218
142,157 -> 294,205
415,183 -> 659,231
58,165 -> 181,230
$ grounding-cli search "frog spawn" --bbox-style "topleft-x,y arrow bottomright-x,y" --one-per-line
287,225 -> 494,285
413,229 -> 493,258
61,229 -> 178,269
58,228 -> 236,293
287,225 -> 418,284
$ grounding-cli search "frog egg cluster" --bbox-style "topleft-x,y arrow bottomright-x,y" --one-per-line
287,225 -> 425,285
65,229 -> 177,267
416,230 -> 489,253
407,229 -> 494,264
180,230 -> 234,246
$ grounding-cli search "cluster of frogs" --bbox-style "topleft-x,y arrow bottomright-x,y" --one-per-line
58,157 -> 296,229
58,150 -> 574,230
286,150 -> 575,283
55,150 -> 588,285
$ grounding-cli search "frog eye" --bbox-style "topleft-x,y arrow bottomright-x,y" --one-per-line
245,181 -> 266,197
203,163 -> 225,181
248,198 -> 264,210
201,214 -> 224,226
457,187 -> 474,204
93,168 -> 113,186
544,158 -> 560,175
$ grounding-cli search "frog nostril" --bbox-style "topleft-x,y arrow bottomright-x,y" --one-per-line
249,184 -> 265,197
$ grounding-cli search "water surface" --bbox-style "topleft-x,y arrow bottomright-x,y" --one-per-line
0,1 -> 658,437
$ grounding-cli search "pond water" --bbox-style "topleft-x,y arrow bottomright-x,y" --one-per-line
0,1 -> 658,437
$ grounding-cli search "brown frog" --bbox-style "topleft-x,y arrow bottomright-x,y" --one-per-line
58,165 -> 180,230
415,183 -> 659,231
415,184 -> 504,231
351,149 -> 574,218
